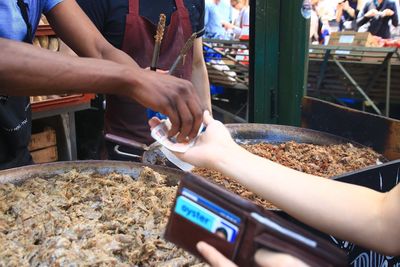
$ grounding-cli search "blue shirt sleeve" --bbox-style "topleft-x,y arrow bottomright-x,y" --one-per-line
42,0 -> 63,13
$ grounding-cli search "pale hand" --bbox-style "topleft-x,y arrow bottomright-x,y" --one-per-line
197,241 -> 311,267
149,111 -> 237,169
382,9 -> 394,17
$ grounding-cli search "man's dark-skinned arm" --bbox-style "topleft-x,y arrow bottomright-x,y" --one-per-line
0,0 -> 203,141
0,37 -> 202,141
46,0 -> 138,67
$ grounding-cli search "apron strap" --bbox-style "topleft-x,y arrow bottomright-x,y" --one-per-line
175,0 -> 190,20
128,0 -> 139,15
175,0 -> 186,9
16,0 -> 33,43
166,0 -> 192,48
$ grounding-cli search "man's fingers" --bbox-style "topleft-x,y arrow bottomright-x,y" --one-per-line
186,96 -> 203,139
175,98 -> 194,142
162,99 -> 181,138
255,249 -> 310,267
197,242 -> 237,267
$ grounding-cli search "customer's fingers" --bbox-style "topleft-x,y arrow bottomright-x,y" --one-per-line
197,242 -> 237,267
255,249 -> 310,267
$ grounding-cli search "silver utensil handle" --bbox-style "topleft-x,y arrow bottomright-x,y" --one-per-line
114,145 -> 142,159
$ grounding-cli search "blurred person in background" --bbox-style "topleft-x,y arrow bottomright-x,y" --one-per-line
205,0 -> 226,39
216,0 -> 233,28
310,0 -> 322,43
222,0 -> 250,40
336,0 -> 364,31
357,0 -> 399,38
310,0 -> 332,44
390,0 -> 400,37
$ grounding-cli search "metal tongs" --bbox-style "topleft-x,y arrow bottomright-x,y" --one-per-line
105,133 -> 161,160
169,32 -> 197,75
150,14 -> 167,71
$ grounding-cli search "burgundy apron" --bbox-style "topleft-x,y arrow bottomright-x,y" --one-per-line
104,0 -> 194,145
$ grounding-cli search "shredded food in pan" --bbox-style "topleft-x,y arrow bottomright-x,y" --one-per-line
0,142 -> 382,265
0,167 -> 204,267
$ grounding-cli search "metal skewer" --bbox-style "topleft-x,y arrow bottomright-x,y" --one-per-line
168,32 -> 197,76
150,14 -> 166,71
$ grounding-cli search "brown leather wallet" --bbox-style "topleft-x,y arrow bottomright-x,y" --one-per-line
164,173 -> 348,266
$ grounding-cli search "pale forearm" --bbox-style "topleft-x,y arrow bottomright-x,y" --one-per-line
215,145 -> 399,254
192,64 -> 211,111
0,38 -> 136,96
192,38 -> 211,111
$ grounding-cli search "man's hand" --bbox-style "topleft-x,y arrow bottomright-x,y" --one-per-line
133,69 -> 203,142
365,9 -> 379,17
382,9 -> 394,17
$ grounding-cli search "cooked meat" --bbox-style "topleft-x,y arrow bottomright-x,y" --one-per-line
0,167 -> 203,266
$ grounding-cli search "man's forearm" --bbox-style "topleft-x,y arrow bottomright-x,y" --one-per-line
0,38 -> 136,96
46,0 -> 140,70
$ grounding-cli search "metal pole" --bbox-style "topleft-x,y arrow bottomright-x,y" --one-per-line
333,58 -> 382,115
212,105 -> 248,123
250,0 -> 280,123
316,49 -> 331,92
277,0 -> 309,126
385,58 -> 391,117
